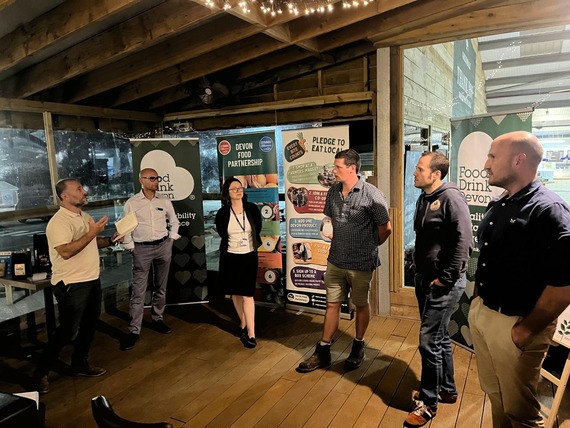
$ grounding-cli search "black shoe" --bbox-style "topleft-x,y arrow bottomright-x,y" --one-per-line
72,365 -> 106,377
241,336 -> 257,348
152,320 -> 172,334
296,343 -> 332,373
234,326 -> 247,337
344,339 -> 365,371
121,333 -> 139,351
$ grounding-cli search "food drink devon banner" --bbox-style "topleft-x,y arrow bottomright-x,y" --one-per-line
216,132 -> 283,305
130,138 -> 207,304
282,125 -> 350,315
449,111 -> 532,349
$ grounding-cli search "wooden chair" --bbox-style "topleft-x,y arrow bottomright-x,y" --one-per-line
91,396 -> 172,428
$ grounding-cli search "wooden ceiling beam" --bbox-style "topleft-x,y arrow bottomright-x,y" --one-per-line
375,0 -> 570,47
478,29 -> 570,50
164,91 -> 373,120
0,0 -> 150,75
115,35 -> 288,107
0,0 -> 16,12
151,40 -> 375,110
0,1 -> 216,98
319,0 -> 514,51
0,96 -> 160,121
235,41 -> 375,94
287,0 -> 414,43
64,15 -> 257,103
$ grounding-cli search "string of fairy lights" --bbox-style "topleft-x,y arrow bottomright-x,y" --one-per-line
203,0 -> 374,15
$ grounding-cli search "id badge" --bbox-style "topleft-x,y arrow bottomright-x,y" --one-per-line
240,237 -> 249,247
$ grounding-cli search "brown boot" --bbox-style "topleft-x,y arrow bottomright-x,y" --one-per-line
296,343 -> 331,373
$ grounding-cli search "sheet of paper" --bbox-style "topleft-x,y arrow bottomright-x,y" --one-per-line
114,212 -> 138,240
14,391 -> 39,409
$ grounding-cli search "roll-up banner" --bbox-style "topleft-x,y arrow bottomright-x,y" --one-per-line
448,111 -> 533,350
130,138 -> 208,304
216,132 -> 284,305
282,125 -> 351,316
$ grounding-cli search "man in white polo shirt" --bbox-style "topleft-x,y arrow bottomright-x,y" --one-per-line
35,178 -> 121,394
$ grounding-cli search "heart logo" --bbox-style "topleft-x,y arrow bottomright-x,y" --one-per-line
174,236 -> 189,250
193,285 -> 209,300
175,271 -> 192,285
191,235 -> 205,249
192,253 -> 206,266
193,269 -> 208,283
174,253 -> 191,267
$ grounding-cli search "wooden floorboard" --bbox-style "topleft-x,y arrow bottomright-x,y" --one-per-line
0,301 -> 569,427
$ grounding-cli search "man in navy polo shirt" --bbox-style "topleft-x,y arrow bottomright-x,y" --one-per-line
296,148 -> 391,373
469,131 -> 570,427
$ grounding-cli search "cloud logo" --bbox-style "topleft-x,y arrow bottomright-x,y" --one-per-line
141,150 -> 194,201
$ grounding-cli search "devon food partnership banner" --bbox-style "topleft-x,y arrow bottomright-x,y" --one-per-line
216,132 -> 283,305
282,125 -> 350,315
449,111 -> 532,350
130,138 -> 208,304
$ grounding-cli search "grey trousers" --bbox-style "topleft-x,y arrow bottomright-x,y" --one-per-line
129,238 -> 173,334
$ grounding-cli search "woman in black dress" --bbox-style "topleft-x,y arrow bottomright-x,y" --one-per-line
215,177 -> 262,348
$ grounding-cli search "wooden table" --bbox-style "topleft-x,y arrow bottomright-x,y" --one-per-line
0,277 -> 56,339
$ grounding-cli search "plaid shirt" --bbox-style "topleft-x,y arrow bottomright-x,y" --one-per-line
324,177 -> 390,271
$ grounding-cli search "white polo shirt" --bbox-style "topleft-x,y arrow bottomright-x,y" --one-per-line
46,207 -> 100,285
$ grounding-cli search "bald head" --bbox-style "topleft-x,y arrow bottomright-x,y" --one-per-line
485,131 -> 543,196
495,131 -> 543,170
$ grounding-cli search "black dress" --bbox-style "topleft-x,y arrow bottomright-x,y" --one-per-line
215,202 -> 262,296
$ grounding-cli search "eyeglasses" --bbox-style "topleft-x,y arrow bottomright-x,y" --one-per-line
141,176 -> 159,182
229,187 -> 244,192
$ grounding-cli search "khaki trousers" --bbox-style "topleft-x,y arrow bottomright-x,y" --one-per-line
468,297 -> 554,428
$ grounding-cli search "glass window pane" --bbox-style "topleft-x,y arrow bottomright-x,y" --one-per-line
53,130 -> 134,202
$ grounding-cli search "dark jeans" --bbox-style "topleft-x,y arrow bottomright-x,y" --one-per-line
37,279 -> 102,373
415,273 -> 465,408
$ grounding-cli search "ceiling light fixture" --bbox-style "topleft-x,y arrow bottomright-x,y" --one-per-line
204,0 -> 374,15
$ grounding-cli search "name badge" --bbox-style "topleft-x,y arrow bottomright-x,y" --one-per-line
240,237 -> 249,247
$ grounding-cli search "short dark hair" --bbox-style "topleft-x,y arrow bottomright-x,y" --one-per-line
335,148 -> 361,173
421,151 -> 449,180
220,177 -> 248,206
55,178 -> 80,200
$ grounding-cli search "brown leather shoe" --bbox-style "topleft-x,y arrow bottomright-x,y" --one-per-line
404,399 -> 437,427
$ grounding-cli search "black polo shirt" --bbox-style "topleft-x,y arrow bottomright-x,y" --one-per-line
476,179 -> 570,316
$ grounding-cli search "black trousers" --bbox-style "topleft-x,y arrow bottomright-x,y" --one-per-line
37,278 -> 102,373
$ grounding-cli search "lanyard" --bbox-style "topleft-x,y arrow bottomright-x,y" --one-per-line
230,206 -> 246,232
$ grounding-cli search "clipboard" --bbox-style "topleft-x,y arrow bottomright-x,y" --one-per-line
114,212 -> 138,240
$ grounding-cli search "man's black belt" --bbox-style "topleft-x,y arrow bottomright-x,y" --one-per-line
134,236 -> 168,246
482,300 -> 521,317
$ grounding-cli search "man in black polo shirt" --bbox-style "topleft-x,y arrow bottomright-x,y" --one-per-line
469,131 -> 570,427
296,149 -> 391,373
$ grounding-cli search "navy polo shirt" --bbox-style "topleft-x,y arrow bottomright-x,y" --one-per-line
475,179 -> 570,316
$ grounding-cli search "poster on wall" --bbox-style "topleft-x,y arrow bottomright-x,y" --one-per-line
449,111 -> 532,350
452,39 -> 476,118
282,125 -> 350,315
130,138 -> 208,303
216,132 -> 283,305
